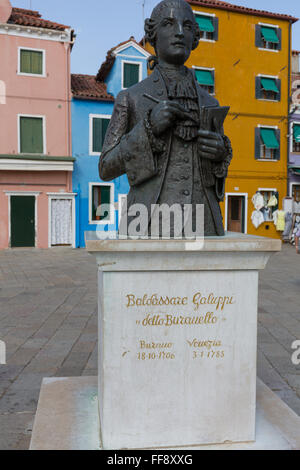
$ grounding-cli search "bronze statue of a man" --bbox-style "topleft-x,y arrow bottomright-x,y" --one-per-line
99,0 -> 232,237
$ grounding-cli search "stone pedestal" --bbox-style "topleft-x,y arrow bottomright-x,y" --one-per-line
86,232 -> 281,450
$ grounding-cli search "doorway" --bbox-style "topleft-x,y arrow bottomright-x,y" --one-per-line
50,198 -> 73,246
227,195 -> 246,233
10,196 -> 35,247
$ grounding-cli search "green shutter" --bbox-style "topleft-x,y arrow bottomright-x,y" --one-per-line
261,77 -> 279,93
92,118 -> 110,153
293,124 -> 300,143
123,63 -> 139,88
20,117 -> 43,154
195,15 -> 214,32
31,51 -> 43,74
92,118 -> 102,153
195,69 -> 214,86
93,185 -> 111,221
100,185 -> 110,220
261,26 -> 279,44
260,128 -> 279,149
20,50 -> 31,73
20,50 -> 43,74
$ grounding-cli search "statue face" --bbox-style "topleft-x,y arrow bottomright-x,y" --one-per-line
155,5 -> 195,66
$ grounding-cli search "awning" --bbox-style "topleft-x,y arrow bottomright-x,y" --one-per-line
195,15 -> 214,32
293,124 -> 300,143
261,26 -> 279,43
288,165 -> 300,175
195,69 -> 214,86
261,77 -> 279,93
260,128 -> 279,149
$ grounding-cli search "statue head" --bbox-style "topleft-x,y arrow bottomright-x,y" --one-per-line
145,0 -> 200,66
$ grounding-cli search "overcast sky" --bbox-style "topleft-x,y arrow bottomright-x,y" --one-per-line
11,0 -> 300,75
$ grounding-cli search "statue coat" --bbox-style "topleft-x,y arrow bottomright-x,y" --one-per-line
99,66 -> 232,236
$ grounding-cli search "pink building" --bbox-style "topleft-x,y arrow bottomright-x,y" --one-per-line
0,0 -> 76,248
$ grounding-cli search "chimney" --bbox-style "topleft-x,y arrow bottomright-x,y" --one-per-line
0,0 -> 12,24
292,51 -> 300,74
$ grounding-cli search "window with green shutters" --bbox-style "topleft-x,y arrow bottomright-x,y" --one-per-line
90,116 -> 110,154
19,116 -> 44,154
194,14 -> 218,41
255,25 -> 281,51
255,127 -> 280,160
195,68 -> 215,94
19,48 -> 44,75
293,123 -> 300,153
123,62 -> 140,88
90,184 -> 113,223
255,76 -> 281,101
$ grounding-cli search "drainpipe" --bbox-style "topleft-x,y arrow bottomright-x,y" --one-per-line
67,41 -> 71,158
287,21 -> 292,196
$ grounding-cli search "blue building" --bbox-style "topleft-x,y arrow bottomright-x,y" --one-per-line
71,38 -> 150,247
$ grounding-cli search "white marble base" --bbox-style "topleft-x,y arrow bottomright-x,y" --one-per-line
86,233 -> 281,449
29,376 -> 300,450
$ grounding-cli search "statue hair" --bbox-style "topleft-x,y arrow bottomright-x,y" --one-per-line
144,0 -> 200,53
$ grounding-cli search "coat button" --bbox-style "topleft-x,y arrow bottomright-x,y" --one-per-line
184,157 -> 189,163
157,90 -> 163,96
182,190 -> 190,196
153,77 -> 159,83
125,154 -> 130,162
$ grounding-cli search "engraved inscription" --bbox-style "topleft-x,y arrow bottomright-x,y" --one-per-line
124,292 -> 236,362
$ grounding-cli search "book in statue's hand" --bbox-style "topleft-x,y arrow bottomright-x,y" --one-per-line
200,105 -> 230,133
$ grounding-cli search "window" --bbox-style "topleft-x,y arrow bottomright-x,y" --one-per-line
194,13 -> 218,41
19,116 -> 44,154
194,68 -> 215,94
292,185 -> 300,203
19,48 -> 44,76
255,127 -> 280,161
89,183 -> 114,224
255,76 -> 281,101
292,123 -> 300,153
122,62 -> 140,88
89,115 -> 110,155
255,25 -> 281,51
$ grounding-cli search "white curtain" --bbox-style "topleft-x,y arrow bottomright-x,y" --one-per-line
51,199 -> 72,245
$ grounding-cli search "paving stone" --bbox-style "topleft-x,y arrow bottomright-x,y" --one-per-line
0,412 -> 34,450
0,388 -> 40,413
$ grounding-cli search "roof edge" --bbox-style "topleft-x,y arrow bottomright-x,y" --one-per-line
187,0 -> 298,23
0,154 -> 75,161
96,37 -> 149,83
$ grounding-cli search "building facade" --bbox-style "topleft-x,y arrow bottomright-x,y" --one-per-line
71,39 -> 150,247
0,1 -> 76,249
145,0 -> 297,238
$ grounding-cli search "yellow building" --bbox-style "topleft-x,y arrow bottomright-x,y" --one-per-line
145,0 -> 298,238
